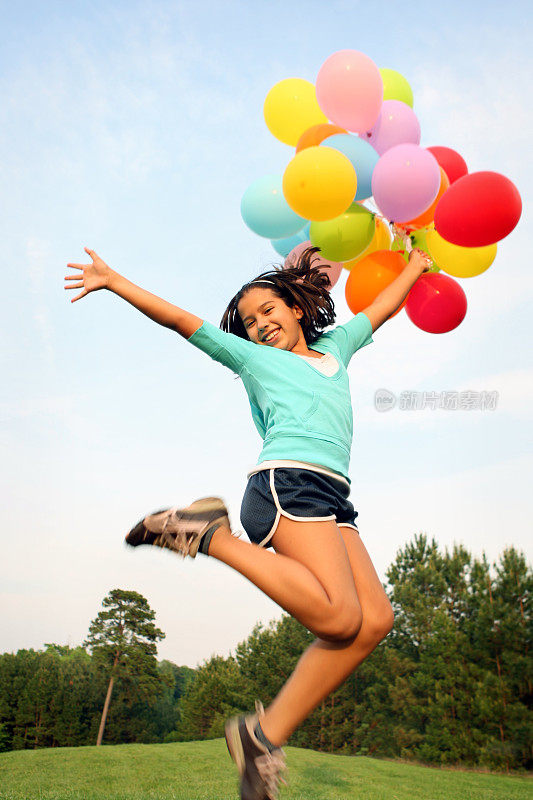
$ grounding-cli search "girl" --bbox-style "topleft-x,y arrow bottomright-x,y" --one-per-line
65,244 -> 431,800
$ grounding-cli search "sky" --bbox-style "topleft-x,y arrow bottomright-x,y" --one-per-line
1,0 -> 531,668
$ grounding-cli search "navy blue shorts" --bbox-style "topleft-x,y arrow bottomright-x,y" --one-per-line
240,467 -> 359,549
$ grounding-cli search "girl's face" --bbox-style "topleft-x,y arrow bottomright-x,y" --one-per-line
237,287 -> 305,351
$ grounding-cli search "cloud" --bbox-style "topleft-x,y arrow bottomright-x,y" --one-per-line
410,43 -> 531,167
0,15 -> 263,187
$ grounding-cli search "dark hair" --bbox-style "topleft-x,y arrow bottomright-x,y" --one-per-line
220,246 -> 336,343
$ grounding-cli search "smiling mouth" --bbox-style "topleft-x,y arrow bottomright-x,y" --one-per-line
262,328 -> 280,343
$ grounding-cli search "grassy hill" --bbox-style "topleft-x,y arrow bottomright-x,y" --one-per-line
0,738 -> 530,800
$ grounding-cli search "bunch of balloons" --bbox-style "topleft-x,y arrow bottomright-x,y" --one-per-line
240,50 -> 522,334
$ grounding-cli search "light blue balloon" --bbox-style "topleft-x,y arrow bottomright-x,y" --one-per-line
241,175 -> 306,239
270,226 -> 310,257
320,134 -> 379,201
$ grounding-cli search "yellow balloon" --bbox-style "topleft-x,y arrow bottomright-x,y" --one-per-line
426,229 -> 497,278
343,215 -> 391,270
282,146 -> 357,221
264,78 -> 328,146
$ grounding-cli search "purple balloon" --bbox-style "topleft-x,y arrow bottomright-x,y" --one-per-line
365,100 -> 421,155
372,144 -> 441,222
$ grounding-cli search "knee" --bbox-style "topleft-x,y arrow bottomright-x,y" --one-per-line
362,602 -> 394,644
320,604 -> 363,643
380,604 -> 395,638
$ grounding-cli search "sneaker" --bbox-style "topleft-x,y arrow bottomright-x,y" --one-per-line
225,701 -> 287,800
125,497 -> 230,558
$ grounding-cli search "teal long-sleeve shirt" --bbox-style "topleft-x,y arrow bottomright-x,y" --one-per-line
188,313 -> 373,482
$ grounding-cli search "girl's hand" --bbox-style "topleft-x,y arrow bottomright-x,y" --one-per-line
64,247 -> 113,302
408,247 -> 433,274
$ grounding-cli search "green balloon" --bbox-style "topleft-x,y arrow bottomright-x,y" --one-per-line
410,229 -> 441,272
391,236 -> 409,262
379,68 -> 414,108
310,204 -> 375,262
410,228 -> 429,250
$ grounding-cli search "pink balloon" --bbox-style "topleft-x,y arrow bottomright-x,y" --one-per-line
316,50 -> 383,134
406,272 -> 467,333
365,100 -> 421,155
372,144 -> 441,223
284,241 -> 343,289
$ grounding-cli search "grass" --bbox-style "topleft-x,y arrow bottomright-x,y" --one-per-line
0,738 -> 530,800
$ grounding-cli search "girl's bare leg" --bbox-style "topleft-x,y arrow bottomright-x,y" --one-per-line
259,527 -> 394,746
208,517 -> 393,747
208,517 -> 362,642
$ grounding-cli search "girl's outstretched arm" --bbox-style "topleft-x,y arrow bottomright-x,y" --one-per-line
362,249 -> 431,333
64,247 -> 203,339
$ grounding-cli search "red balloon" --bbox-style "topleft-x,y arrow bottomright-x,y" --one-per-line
427,146 -> 468,184
434,171 -> 522,247
406,272 -> 467,333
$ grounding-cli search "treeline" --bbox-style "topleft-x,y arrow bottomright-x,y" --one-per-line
0,645 -> 194,750
0,536 -> 531,771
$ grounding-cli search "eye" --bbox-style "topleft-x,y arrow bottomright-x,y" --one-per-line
265,307 -> 274,314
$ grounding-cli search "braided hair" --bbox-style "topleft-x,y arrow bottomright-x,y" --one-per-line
220,246 -> 336,343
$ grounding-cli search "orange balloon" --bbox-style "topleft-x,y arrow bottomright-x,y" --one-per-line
405,167 -> 450,229
345,250 -> 408,318
295,123 -> 347,153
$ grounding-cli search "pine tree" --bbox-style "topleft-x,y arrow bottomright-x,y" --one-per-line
175,656 -> 246,740
85,588 -> 165,745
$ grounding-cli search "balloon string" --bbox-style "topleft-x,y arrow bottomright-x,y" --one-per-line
391,222 -> 413,253
363,199 -> 412,253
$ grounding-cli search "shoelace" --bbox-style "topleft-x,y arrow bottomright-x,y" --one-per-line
159,506 -> 185,557
161,507 -> 179,537
157,508 -> 190,558
255,751 -> 288,799
163,515 -> 242,558
252,700 -> 288,798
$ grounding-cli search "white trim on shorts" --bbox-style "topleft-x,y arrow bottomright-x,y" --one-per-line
247,460 -> 350,488
256,468 -> 347,548
337,523 -> 360,534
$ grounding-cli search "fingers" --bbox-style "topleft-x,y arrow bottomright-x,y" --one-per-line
71,289 -> 88,303
65,252 -> 91,302
411,248 -> 431,262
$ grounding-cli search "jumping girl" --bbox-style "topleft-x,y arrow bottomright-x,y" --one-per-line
65,244 -> 431,800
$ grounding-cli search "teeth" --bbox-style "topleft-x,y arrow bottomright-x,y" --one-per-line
265,329 -> 279,342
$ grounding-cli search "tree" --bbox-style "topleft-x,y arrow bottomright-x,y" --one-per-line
46,646 -> 99,747
175,655 -> 246,740
85,589 -> 165,745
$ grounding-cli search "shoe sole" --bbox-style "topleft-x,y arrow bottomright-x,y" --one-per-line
125,509 -> 168,547
224,717 -> 245,776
